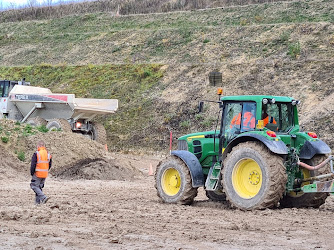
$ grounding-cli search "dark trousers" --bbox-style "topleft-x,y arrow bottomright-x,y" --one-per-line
30,175 -> 46,204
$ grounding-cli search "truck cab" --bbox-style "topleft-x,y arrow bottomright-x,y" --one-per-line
0,80 -> 30,117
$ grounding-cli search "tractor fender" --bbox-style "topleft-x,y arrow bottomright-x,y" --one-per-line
223,133 -> 288,159
299,140 -> 331,160
171,150 -> 205,188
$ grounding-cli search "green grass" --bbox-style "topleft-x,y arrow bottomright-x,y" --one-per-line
0,64 -> 164,150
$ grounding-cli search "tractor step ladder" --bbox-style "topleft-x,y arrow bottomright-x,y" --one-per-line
205,162 -> 222,191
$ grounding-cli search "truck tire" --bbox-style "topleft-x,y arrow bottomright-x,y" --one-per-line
91,122 -> 107,144
26,117 -> 47,126
222,142 -> 287,210
46,119 -> 72,132
205,189 -> 226,202
155,155 -> 198,205
280,155 -> 329,208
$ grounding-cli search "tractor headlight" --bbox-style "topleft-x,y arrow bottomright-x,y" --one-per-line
271,98 -> 276,104
262,99 -> 268,104
292,100 -> 297,105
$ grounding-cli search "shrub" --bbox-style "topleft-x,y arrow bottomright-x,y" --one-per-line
37,125 -> 49,133
17,151 -> 25,162
1,136 -> 9,143
180,120 -> 190,129
288,42 -> 301,58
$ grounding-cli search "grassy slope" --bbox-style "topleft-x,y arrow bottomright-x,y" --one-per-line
0,0 -> 333,151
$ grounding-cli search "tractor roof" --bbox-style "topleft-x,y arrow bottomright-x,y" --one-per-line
220,95 -> 294,103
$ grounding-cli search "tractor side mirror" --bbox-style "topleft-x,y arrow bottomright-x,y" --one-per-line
198,101 -> 204,113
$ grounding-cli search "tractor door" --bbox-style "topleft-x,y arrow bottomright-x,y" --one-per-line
221,101 -> 256,145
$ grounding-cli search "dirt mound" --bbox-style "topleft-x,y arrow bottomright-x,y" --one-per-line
55,158 -> 139,181
24,131 -> 143,180
0,144 -> 27,181
0,119 -> 142,181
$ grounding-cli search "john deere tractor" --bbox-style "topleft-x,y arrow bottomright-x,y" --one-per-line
155,87 -> 333,210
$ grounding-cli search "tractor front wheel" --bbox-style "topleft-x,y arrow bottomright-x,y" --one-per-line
155,156 -> 198,205
222,142 -> 287,210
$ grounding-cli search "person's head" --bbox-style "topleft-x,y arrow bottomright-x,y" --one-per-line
37,140 -> 45,149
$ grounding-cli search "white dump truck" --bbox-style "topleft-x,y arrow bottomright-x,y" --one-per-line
0,80 -> 118,144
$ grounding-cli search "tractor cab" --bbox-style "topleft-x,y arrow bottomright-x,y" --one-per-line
219,95 -> 299,153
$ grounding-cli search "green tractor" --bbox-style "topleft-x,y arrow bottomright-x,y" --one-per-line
155,88 -> 333,210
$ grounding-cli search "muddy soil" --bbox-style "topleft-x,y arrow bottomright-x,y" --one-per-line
1,152 -> 334,250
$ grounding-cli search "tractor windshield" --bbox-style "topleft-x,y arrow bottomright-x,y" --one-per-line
262,102 -> 294,133
223,101 -> 256,141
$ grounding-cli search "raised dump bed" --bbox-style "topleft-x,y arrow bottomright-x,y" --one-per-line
1,82 -> 118,144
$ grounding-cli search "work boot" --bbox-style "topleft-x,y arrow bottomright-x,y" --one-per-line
41,196 -> 49,204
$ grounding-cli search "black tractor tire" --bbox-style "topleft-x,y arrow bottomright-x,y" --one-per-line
155,155 -> 198,205
26,117 -> 47,127
280,155 -> 329,208
222,142 -> 287,210
205,189 -> 226,202
46,119 -> 72,132
91,122 -> 107,144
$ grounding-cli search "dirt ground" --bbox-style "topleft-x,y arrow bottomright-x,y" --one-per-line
1,149 -> 334,250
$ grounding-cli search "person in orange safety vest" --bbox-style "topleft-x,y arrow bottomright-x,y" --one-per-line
262,105 -> 277,127
30,140 -> 52,205
230,107 -> 256,131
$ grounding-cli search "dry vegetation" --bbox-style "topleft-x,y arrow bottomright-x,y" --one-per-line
1,0 -> 292,22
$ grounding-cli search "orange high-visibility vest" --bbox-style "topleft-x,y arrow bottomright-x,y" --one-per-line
35,147 -> 51,178
243,112 -> 255,130
263,115 -> 277,126
230,112 -> 255,130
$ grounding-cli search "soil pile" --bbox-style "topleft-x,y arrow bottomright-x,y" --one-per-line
0,120 -> 142,181
0,144 -> 27,181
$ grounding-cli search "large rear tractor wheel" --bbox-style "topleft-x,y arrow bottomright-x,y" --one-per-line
46,119 -> 72,132
91,122 -> 107,144
26,117 -> 47,127
222,142 -> 287,210
280,155 -> 329,208
155,156 -> 198,205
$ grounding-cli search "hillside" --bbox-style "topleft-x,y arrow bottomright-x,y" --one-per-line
0,0 -> 333,152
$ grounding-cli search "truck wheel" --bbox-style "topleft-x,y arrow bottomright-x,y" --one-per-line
280,155 -> 329,208
26,117 -> 47,126
91,122 -> 107,144
155,156 -> 198,205
46,119 -> 72,132
222,142 -> 287,210
205,189 -> 226,202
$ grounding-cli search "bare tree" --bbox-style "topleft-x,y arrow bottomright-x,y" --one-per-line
27,0 -> 37,8
45,0 -> 53,7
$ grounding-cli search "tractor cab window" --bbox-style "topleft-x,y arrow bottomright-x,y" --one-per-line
262,103 -> 294,133
223,102 -> 256,141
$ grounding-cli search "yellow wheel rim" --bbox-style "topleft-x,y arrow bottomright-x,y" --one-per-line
232,159 -> 262,199
288,168 -> 311,197
161,168 -> 181,196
